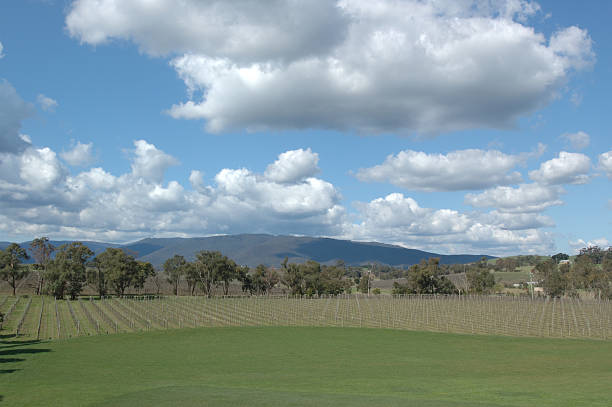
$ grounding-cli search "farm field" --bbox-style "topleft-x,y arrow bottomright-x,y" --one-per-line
2,326 -> 612,406
493,271 -> 531,284
1,294 -> 612,341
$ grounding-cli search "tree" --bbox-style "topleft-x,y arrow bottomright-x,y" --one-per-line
466,269 -> 495,294
194,251 -> 220,297
578,246 -> 605,265
151,272 -> 163,295
281,258 -> 305,295
573,253 -> 610,299
535,259 -> 567,298
465,257 -> 495,293
251,264 -> 280,295
0,243 -> 30,296
393,258 -> 456,295
29,237 -> 55,295
358,272 -> 372,294
134,261 -> 155,293
237,265 -> 254,294
551,253 -> 570,264
164,255 -> 187,296
184,262 -> 198,295
193,251 -> 237,296
281,258 -> 350,296
320,263 -> 350,295
47,242 -> 94,299
216,256 -> 238,296
93,248 -> 140,296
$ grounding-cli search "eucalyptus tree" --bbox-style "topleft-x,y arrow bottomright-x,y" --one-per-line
134,261 -> 156,293
194,251 -> 225,297
0,243 -> 30,296
164,255 -> 186,296
29,237 -> 55,295
47,242 -> 94,299
252,264 -> 280,295
93,248 -> 142,296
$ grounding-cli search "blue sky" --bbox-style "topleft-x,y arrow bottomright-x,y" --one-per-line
0,0 -> 610,256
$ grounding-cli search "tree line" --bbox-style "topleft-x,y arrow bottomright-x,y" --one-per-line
0,238 -> 156,299
0,238 -> 355,298
535,246 -> 612,299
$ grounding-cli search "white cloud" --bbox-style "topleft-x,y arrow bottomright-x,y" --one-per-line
66,0 -> 347,61
560,131 -> 590,150
476,210 -> 555,230
67,0 -> 594,135
569,237 -> 611,253
188,170 -> 208,193
131,139 -> 179,183
0,80 -> 34,153
0,138 -> 560,255
19,147 -> 66,190
345,193 -> 555,255
528,151 -> 591,185
0,141 -> 345,241
72,167 -> 116,191
356,149 -> 524,191
264,148 -> 319,183
0,41 -> 4,58
60,141 -> 95,167
465,183 -> 564,213
549,26 -> 595,70
36,94 -> 58,112
599,150 -> 612,179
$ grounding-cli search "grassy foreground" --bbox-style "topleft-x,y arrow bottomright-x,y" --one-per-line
1,327 -> 612,406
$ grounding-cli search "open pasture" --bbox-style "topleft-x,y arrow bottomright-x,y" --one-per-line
2,294 -> 611,341
2,326 -> 612,406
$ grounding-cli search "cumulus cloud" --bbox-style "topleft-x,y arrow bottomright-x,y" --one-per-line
599,150 -> 612,179
0,41 -> 4,58
60,141 -> 95,167
264,148 -> 319,183
569,237 -> 611,253
36,94 -> 58,112
549,26 -> 595,70
356,149 -> 524,191
465,183 -> 564,213
130,140 -> 179,183
560,131 -> 590,150
0,143 -> 345,241
66,0 -> 347,61
0,138 -> 560,255
528,151 -> 591,185
66,0 -> 594,135
345,193 -> 555,255
0,80 -> 34,153
0,145 -> 70,210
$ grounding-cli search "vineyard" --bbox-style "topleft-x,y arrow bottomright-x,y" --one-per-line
1,294 -> 611,340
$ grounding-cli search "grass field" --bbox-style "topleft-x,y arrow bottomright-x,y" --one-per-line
493,271 -> 531,284
2,326 -> 612,406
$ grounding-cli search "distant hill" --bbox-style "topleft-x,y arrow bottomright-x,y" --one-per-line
2,234 -> 494,268
127,234 -> 493,268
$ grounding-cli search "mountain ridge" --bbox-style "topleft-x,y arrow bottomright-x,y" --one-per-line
1,234 -> 494,268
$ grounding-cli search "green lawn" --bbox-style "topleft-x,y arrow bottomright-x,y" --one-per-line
2,327 -> 612,406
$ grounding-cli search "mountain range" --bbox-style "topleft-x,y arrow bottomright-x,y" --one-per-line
0,234 -> 493,268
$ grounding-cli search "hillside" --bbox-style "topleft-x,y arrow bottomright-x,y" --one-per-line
127,234 -> 492,268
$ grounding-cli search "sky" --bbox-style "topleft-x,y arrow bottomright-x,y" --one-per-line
0,0 -> 610,256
